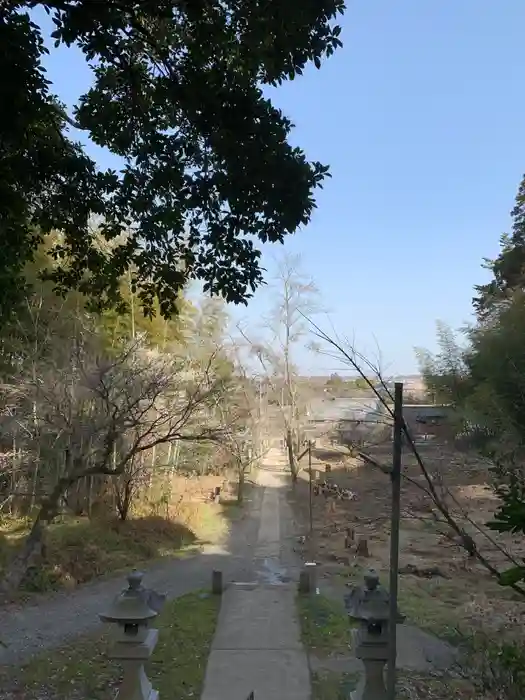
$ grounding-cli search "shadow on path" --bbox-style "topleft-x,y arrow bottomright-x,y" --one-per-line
0,479 -> 267,666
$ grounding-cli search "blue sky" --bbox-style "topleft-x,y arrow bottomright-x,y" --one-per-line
36,2 -> 525,374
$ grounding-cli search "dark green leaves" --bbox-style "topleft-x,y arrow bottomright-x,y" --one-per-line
488,483 -> 525,536
1,1 -> 345,321
487,478 -> 525,587
498,566 -> 525,587
474,174 -> 525,317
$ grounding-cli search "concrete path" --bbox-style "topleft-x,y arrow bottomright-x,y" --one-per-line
201,467 -> 311,700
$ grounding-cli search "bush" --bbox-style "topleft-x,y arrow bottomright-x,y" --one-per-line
462,632 -> 525,700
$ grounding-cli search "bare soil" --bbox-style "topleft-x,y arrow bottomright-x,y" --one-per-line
288,439 -> 525,699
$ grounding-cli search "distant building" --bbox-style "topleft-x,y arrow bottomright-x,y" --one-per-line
306,397 -> 390,445
402,404 -> 452,440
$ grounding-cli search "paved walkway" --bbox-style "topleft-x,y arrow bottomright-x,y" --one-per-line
201,464 -> 311,700
200,449 -> 457,699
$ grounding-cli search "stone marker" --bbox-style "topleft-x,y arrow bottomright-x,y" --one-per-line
345,528 -> 355,549
298,562 -> 317,595
212,569 -> 223,595
100,570 -> 165,700
356,538 -> 370,557
344,569 -> 405,700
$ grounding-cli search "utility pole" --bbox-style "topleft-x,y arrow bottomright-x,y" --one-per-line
387,382 -> 403,699
296,439 -> 315,559
308,439 -> 313,539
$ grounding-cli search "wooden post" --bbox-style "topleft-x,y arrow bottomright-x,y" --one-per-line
387,382 -> 403,699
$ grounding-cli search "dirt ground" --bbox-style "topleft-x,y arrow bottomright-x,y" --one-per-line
289,438 -> 525,699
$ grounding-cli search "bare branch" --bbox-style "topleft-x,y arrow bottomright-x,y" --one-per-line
306,317 -> 525,597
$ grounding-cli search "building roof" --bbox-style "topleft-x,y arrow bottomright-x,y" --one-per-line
307,397 -> 386,423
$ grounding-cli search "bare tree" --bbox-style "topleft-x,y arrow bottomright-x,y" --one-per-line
240,254 -> 320,480
0,338 -> 231,596
217,349 -> 269,501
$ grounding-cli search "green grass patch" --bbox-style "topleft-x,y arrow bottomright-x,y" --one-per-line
331,564 -> 471,641
297,594 -> 355,655
311,670 -> 360,700
0,591 -> 220,700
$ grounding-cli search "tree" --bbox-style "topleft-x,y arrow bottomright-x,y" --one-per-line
474,174 -> 525,319
415,321 -> 469,407
1,2 -> 344,322
415,303 -> 525,589
218,349 -> 267,502
0,336 -> 231,595
243,254 -> 320,480
421,173 -> 525,591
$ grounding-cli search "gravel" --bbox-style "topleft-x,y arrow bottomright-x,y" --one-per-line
0,490 -> 263,666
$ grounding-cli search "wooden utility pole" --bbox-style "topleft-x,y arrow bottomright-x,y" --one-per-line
297,440 -> 315,559
387,382 -> 403,699
308,440 -> 313,539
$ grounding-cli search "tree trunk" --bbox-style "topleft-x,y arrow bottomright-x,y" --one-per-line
148,444 -> 157,492
237,466 -> 245,503
286,428 -> 298,482
1,459 -> 84,597
86,475 -> 93,518
0,508 -> 48,598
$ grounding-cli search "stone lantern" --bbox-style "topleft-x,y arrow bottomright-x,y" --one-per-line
100,571 -> 166,700
344,569 -> 405,700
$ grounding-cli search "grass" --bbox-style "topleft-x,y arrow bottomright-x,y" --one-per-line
297,593 -> 355,656
331,563 -> 476,641
0,500 -> 232,596
297,594 -> 361,699
311,670 -> 360,700
0,590 -> 220,700
396,671 -> 475,700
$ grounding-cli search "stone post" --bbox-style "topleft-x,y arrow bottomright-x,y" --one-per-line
298,561 -> 317,595
344,570 -> 405,700
212,569 -> 223,595
100,571 -> 166,700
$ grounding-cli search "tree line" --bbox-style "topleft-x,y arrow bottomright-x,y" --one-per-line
0,240 -> 264,595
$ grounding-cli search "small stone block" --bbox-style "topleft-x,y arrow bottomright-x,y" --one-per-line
212,569 -> 223,595
298,570 -> 311,594
356,538 -> 370,558
344,528 -> 355,548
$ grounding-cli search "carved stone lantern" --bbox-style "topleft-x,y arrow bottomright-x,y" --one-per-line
344,569 -> 405,700
100,571 -> 166,700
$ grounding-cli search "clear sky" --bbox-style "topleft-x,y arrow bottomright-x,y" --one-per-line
36,2 -> 525,374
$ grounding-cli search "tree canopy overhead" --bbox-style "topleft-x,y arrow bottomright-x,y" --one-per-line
1,1 -> 345,319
